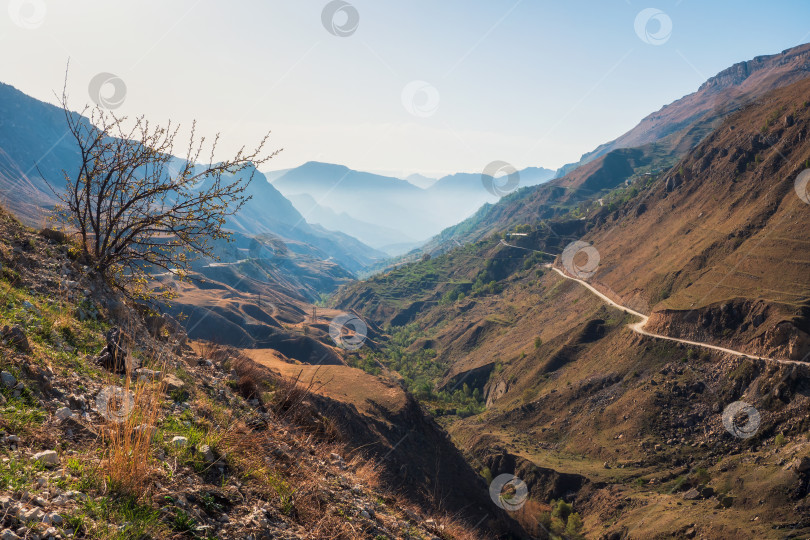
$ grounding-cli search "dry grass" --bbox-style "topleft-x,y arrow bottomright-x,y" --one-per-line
196,340 -> 231,364
100,372 -> 165,497
171,342 -> 494,539
98,312 -> 173,498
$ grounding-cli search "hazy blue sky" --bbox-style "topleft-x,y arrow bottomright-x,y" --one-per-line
3,0 -> 810,177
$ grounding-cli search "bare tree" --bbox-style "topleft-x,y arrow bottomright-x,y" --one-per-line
48,82 -> 279,301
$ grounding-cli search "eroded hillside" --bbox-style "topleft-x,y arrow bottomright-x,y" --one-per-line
330,74 -> 810,539
0,208 -> 525,539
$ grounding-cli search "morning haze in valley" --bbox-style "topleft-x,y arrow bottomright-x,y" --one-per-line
1,1 -> 810,539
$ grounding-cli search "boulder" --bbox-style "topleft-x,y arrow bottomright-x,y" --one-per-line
198,444 -> 216,464
682,488 -> 701,500
164,374 -> 185,392
32,451 -> 59,468
171,436 -> 188,447
38,228 -> 69,244
0,371 -> 16,388
134,425 -> 159,441
55,407 -> 73,421
21,507 -> 43,523
1,326 -> 30,353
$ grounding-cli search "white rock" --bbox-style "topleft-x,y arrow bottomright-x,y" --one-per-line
171,436 -> 188,447
198,444 -> 215,463
21,506 -> 43,522
55,407 -> 73,421
134,425 -> 158,441
32,451 -> 59,467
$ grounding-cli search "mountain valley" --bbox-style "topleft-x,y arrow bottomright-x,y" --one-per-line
2,22 -> 810,540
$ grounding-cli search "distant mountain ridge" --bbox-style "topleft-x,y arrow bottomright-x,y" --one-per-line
270,161 -> 554,253
0,82 -> 383,274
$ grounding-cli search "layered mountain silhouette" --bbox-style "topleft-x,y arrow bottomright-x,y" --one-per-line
270,161 -> 554,252
0,82 -> 384,274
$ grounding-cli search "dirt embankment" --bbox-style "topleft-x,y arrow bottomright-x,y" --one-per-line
646,300 -> 810,361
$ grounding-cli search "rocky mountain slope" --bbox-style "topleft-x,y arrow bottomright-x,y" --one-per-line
581,75 -> 810,361
421,43 -> 810,256
563,43 -> 810,174
0,207 -> 525,539
329,72 -> 810,539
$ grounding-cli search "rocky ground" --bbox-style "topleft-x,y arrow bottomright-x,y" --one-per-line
0,208 -> 484,539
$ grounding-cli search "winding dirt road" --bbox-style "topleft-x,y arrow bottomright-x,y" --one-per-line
545,264 -> 807,366
497,240 -> 803,366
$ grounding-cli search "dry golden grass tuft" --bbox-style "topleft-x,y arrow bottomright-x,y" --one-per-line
98,312 -> 173,498
100,371 -> 165,497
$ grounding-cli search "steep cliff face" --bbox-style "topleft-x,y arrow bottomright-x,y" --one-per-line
583,43 -> 810,163
698,45 -> 810,92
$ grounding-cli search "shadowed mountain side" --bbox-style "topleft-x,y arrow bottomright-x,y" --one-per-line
244,351 -> 531,538
271,161 -> 555,254
285,192 -> 420,253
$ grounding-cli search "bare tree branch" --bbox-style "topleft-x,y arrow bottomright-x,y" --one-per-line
46,71 -> 281,302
